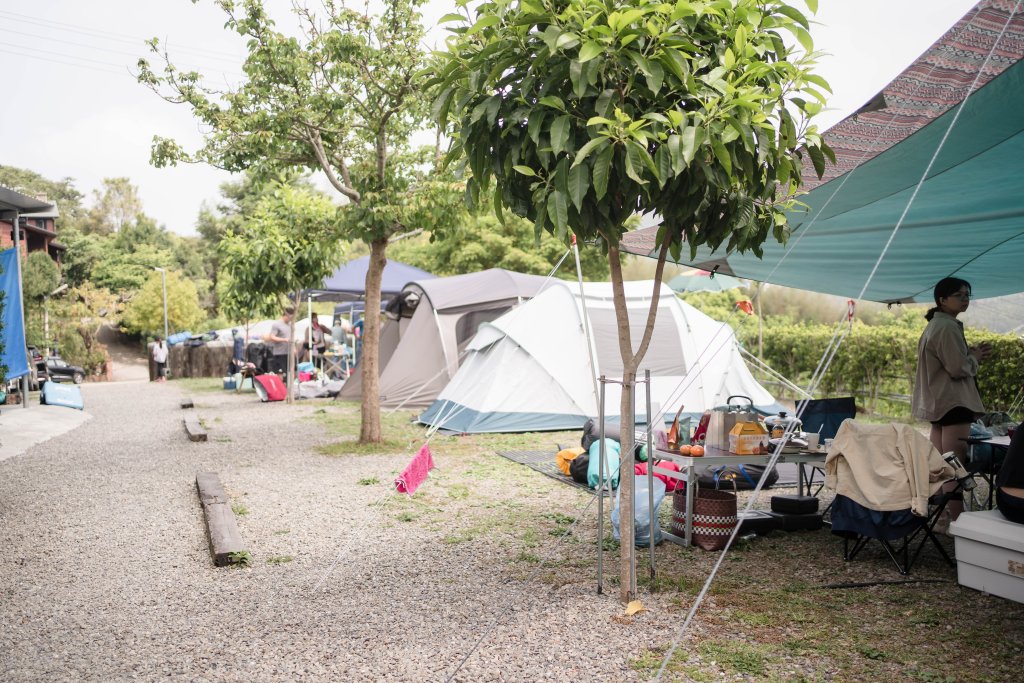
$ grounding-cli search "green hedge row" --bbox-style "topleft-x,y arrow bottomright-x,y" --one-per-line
740,321 -> 1024,415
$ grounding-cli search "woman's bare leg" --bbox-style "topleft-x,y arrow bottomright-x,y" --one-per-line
939,422 -> 972,520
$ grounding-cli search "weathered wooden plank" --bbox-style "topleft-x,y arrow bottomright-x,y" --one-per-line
180,397 -> 195,409
183,415 -> 208,442
196,472 -> 247,567
204,502 -> 246,566
196,472 -> 229,506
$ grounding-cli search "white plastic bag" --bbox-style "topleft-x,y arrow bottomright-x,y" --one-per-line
612,475 -> 667,547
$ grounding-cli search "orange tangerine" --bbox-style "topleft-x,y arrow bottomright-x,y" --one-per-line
690,445 -> 705,457
679,444 -> 692,455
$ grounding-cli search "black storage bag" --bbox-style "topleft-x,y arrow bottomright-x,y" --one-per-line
695,463 -> 779,490
770,494 -> 819,515
569,454 -> 591,485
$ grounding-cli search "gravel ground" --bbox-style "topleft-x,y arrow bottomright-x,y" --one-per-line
0,381 -> 690,682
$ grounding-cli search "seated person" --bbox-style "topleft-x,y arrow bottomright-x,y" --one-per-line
996,421 -> 1024,523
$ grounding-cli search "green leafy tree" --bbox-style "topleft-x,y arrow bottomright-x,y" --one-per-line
50,284 -> 119,375
138,0 -> 462,440
58,226 -> 107,288
197,170 -> 320,315
21,251 -> 62,347
0,165 -> 85,230
388,212 -> 610,280
81,177 -> 145,235
90,243 -> 175,293
122,270 -> 207,338
218,183 -> 347,399
22,251 -> 61,303
435,0 -> 832,600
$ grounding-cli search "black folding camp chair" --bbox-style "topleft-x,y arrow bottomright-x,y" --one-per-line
797,397 -> 856,501
831,482 -> 963,574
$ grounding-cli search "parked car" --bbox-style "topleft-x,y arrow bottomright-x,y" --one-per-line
45,356 -> 85,384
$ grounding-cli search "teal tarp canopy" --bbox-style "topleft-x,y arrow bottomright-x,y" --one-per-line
623,1 -> 1024,304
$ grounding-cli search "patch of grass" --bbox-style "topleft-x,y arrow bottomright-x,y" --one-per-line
442,523 -> 491,545
698,640 -> 768,677
272,529 -> 290,535
228,550 -> 252,568
174,377 -> 222,393
630,646 -> 706,682
446,484 -> 470,500
396,511 -> 417,523
857,645 -> 888,661
317,439 -> 410,457
357,477 -> 380,486
231,503 -> 249,516
910,671 -> 956,683
265,555 -> 294,565
733,609 -> 773,627
515,551 -> 541,564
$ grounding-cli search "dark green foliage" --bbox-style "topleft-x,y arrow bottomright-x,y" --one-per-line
388,213 -> 611,280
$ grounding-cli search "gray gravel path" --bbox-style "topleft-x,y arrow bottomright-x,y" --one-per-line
0,381 -> 687,682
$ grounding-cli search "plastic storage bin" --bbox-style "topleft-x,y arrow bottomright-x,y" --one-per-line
949,508 -> 1024,604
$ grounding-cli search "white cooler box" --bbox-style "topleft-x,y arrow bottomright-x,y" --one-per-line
949,508 -> 1024,604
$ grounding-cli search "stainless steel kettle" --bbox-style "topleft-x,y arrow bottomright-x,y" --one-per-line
764,411 -> 802,439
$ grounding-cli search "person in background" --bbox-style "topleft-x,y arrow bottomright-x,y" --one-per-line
996,422 -> 1024,523
229,328 -> 245,376
266,306 -> 295,375
152,336 -> 168,383
309,312 -> 332,369
911,277 -> 991,527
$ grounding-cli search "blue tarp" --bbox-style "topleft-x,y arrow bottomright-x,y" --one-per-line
303,256 -> 435,302
0,248 -> 28,380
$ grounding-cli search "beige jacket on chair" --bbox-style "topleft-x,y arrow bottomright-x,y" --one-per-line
825,421 -> 954,516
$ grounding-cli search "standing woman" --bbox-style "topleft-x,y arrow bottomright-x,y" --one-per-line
911,277 -> 990,524
152,336 -> 169,383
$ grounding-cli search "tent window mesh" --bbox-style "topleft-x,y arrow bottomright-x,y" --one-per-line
456,307 -> 513,348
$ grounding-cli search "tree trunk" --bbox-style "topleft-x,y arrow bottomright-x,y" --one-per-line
359,238 -> 388,443
607,245 -> 637,604
605,236 -> 672,604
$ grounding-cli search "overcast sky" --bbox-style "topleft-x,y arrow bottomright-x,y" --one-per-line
0,0 -> 980,236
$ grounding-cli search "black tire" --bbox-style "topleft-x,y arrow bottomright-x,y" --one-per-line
72,372 -> 84,385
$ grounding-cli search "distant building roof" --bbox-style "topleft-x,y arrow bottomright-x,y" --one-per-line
0,186 -> 54,214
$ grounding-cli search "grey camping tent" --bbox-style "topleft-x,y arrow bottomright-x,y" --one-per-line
336,269 -> 556,408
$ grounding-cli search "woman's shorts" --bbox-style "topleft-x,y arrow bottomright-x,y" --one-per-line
932,406 -> 976,426
996,488 -> 1024,525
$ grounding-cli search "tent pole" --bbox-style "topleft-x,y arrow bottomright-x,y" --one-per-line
572,236 -> 601,413
307,294 -> 313,368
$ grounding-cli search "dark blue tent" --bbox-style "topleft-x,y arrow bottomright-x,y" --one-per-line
303,256 -> 435,302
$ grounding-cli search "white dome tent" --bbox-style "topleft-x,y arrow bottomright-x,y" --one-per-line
419,280 -> 782,433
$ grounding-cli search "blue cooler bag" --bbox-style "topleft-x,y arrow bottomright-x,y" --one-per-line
41,382 -> 84,410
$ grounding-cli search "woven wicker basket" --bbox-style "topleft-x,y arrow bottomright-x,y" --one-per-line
672,487 -> 738,551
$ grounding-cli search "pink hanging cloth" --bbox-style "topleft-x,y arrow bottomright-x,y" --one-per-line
395,445 -> 435,494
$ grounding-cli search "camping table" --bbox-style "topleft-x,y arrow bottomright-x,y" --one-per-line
962,434 -> 1011,510
652,446 -> 827,547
